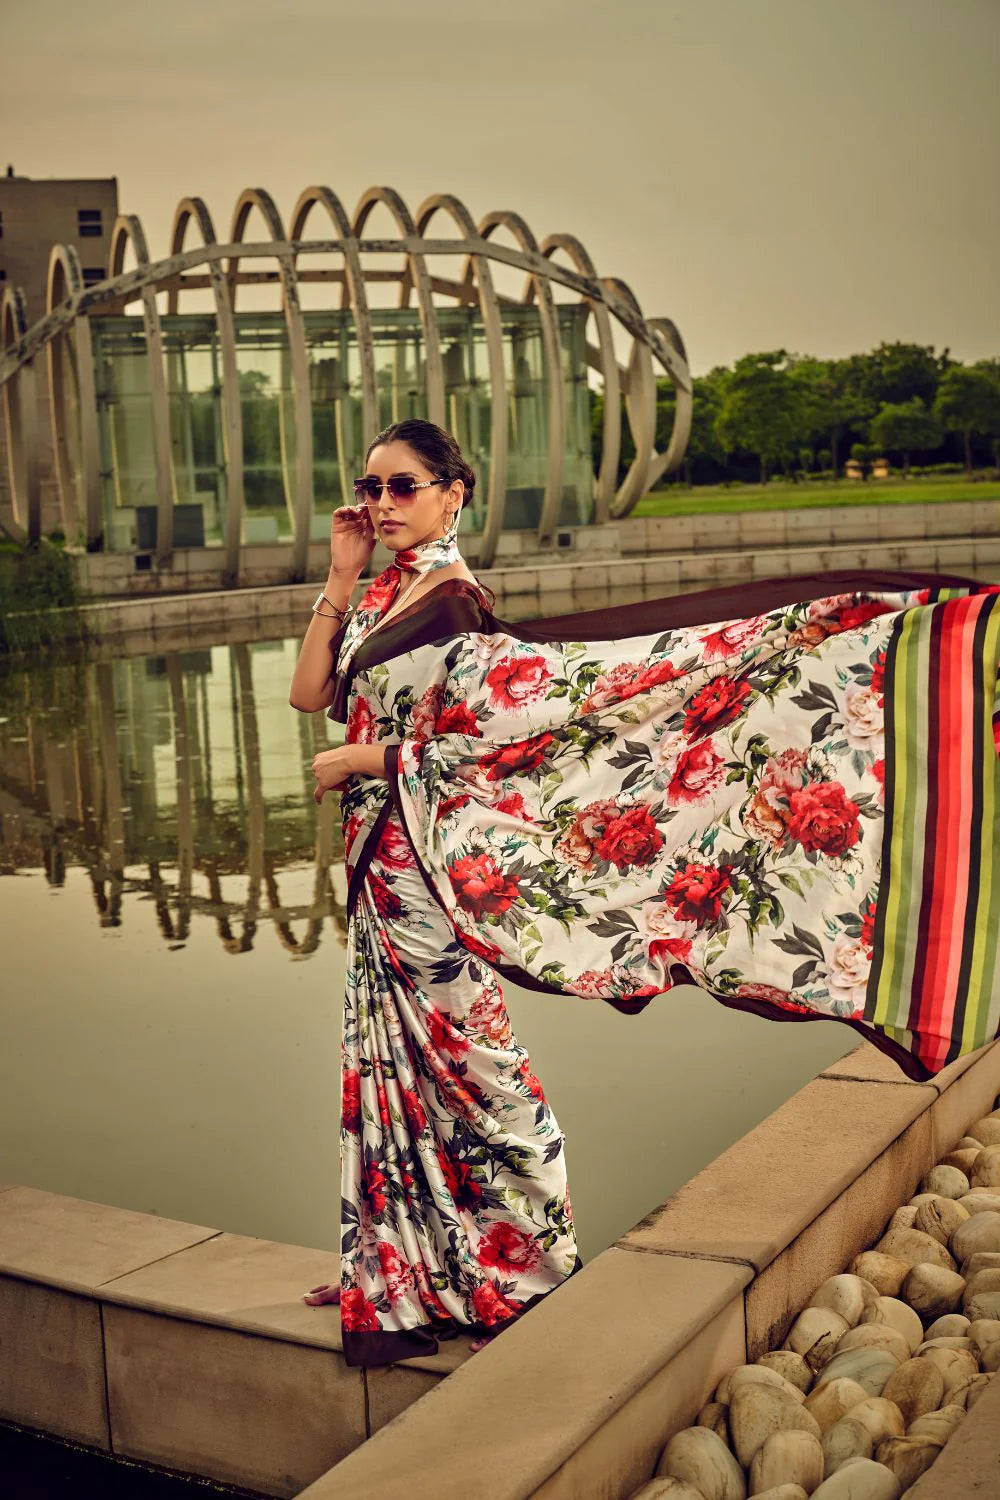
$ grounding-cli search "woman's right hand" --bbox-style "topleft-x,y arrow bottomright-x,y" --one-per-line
330,504 -> 377,578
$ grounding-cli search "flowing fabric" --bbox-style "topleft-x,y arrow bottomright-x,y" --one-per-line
326,556 -> 1000,1366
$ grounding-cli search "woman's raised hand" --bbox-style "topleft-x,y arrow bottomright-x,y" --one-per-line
330,504 -> 376,578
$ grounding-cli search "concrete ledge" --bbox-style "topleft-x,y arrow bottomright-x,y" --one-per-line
296,1038 -> 999,1500
3,1043 -> 998,1498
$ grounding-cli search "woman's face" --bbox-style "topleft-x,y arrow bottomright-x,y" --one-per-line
362,441 -> 463,550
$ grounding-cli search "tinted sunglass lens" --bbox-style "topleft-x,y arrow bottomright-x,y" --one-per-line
388,478 -> 419,500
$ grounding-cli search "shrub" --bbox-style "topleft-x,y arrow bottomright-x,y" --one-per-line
0,540 -> 90,653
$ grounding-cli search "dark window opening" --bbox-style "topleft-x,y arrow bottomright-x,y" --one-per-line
82,267 -> 105,286
0,269 -> 6,281
78,209 -> 102,238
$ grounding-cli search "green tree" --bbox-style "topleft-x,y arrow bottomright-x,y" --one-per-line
789,355 -> 869,477
869,397 -> 943,478
716,351 -> 804,485
858,341 -> 954,410
933,366 -> 1000,472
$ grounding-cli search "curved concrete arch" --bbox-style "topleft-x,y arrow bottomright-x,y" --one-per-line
169,196 -> 245,583
110,214 -> 176,560
414,193 -> 508,566
478,210 -> 565,549
597,276 -> 657,519
1,285 -> 40,542
352,187 -> 445,429
291,186 -> 378,450
539,233 -> 620,528
46,244 -> 102,547
644,316 -> 693,488
229,188 -> 314,581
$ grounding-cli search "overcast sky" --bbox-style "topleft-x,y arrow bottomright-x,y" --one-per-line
3,0 -> 997,375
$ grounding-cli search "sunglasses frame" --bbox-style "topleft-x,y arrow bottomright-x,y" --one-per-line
352,476 -> 449,505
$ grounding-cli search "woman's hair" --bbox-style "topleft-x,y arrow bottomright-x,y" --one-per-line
365,419 -> 476,513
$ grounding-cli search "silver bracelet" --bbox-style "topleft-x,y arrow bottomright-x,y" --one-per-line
312,592 -> 352,621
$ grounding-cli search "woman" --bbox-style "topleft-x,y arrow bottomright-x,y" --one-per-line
289,418 -> 1000,1368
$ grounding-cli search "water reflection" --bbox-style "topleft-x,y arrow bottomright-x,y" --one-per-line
0,621 -> 854,1265
0,640 -> 348,954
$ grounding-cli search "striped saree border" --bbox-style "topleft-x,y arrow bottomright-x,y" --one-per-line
866,588 -> 1000,1072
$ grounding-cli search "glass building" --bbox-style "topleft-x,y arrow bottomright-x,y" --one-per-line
1,185 -> 691,579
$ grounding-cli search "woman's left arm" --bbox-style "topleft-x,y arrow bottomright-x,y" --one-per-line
312,744 -> 387,803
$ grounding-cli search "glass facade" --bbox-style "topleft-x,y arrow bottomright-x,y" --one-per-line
90,304 -> 594,551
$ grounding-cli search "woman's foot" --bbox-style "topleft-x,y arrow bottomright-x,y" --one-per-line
302,1283 -> 341,1305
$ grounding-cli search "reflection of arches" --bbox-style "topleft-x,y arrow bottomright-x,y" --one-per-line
109,215 -> 175,560
45,245 -> 102,545
228,190 -> 313,581
169,197 -> 245,584
0,284 -> 40,541
166,655 -> 194,940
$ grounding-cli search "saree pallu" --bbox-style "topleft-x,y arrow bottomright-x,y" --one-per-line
330,567 -> 1000,1365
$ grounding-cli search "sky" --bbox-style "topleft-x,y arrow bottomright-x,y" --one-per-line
2,0 -> 998,377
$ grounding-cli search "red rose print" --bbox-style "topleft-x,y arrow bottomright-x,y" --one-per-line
459,931 -> 505,964
494,791 -> 530,819
402,1086 -> 427,1135
448,853 -> 521,917
375,1077 -> 390,1126
359,571 -> 399,615
870,649 -> 887,704
435,701 -> 482,737
870,758 -> 885,803
477,1221 -> 543,1276
376,819 -> 416,871
363,1163 -> 388,1216
667,739 -> 726,805
342,1069 -> 362,1133
369,873 -> 403,921
635,658 -> 682,692
649,934 -> 692,964
343,812 -> 365,859
787,780 -> 860,856
664,863 -> 733,925
835,600 -> 893,631
701,616 -> 766,659
439,792 -> 473,815
340,1286 -> 381,1332
860,897 -> 878,953
377,1241 -> 415,1305
517,1058 -> 545,1100
479,732 -> 554,781
471,1280 -> 511,1327
683,675 -> 752,739
485,654 -> 553,708
346,697 -> 376,744
594,803 -> 664,872
426,1005 -> 471,1059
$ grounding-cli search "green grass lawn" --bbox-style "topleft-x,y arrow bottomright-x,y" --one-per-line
635,475 -> 1000,518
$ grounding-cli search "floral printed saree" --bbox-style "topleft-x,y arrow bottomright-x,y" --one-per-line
327,562 -> 1000,1366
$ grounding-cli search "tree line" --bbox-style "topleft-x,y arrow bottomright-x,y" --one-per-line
592,342 -> 1000,486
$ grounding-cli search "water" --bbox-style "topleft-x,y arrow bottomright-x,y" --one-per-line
0,619 -> 856,1268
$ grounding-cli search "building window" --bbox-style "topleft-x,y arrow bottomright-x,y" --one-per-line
83,267 -> 105,287
78,209 -> 103,238
0,269 -> 6,281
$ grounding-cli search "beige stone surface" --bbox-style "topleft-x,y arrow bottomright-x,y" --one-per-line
0,1186 -> 219,1293
363,1362 -> 443,1438
104,1304 -> 366,1498
0,1275 -> 109,1446
745,1110 -> 934,1358
295,1248 -> 749,1500
821,1041 -> 926,1085
529,1295 -> 746,1500
928,1043 -> 1000,1157
618,1077 -> 935,1269
907,1360 -> 1000,1497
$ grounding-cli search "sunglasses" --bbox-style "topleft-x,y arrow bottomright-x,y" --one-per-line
352,476 -> 449,505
